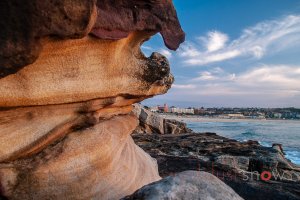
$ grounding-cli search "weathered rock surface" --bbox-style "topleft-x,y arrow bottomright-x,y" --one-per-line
123,171 -> 243,200
1,115 -> 160,199
0,0 -> 184,199
0,36 -> 173,107
91,0 -> 185,50
0,46 -> 165,197
0,0 -> 184,78
0,0 -> 97,78
133,132 -> 300,200
133,104 -> 192,134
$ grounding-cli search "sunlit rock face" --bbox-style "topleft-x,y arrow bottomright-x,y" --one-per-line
0,34 -> 173,107
1,115 -> 161,200
0,0 -> 184,199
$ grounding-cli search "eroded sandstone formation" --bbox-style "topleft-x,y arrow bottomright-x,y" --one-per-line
0,0 -> 184,79
0,0 -> 184,199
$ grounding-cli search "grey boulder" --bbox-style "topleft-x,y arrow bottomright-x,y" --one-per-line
123,171 -> 243,200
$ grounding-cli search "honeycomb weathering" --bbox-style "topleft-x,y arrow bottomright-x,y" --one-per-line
0,0 -> 184,199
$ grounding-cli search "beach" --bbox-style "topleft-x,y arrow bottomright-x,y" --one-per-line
159,114 -> 299,123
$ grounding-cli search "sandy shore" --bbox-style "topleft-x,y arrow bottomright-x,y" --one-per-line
159,114 -> 300,123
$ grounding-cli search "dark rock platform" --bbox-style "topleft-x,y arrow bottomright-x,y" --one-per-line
133,132 -> 300,200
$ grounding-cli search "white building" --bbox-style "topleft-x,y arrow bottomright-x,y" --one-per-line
150,106 -> 159,112
227,114 -> 245,119
273,113 -> 282,118
170,107 -> 194,114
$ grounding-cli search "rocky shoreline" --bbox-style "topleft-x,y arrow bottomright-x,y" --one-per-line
132,105 -> 300,200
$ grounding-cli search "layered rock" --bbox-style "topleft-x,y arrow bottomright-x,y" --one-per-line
0,0 -> 184,199
0,35 -> 173,107
1,115 -> 162,199
0,0 -> 184,79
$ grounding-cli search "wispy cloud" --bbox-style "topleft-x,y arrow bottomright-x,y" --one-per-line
237,65 -> 300,90
172,84 -> 196,89
192,67 -> 236,82
179,15 -> 300,66
177,65 -> 300,97
141,45 -> 153,51
185,50 -> 241,65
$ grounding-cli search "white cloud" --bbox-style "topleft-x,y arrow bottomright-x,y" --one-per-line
158,49 -> 172,59
185,50 -> 241,65
141,45 -> 153,51
237,65 -> 300,90
194,71 -> 216,81
179,15 -> 300,66
198,31 -> 229,52
178,42 -> 201,57
175,65 -> 300,97
192,67 -> 236,82
172,84 -> 196,89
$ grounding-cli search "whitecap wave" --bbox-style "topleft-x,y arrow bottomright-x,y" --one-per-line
285,151 -> 300,165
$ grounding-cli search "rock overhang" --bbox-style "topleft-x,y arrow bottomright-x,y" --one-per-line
0,35 -> 174,107
0,0 -> 185,79
91,0 -> 185,50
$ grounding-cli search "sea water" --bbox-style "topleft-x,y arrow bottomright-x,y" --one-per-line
186,119 -> 300,165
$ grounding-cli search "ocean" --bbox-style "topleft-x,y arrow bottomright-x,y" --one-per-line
186,119 -> 300,165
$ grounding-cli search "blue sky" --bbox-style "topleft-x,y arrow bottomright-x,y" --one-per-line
142,0 -> 300,108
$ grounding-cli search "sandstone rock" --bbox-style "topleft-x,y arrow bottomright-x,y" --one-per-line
133,104 -> 192,134
91,0 -> 185,50
123,171 -> 243,200
1,115 -> 160,200
0,0 -> 184,78
0,36 -> 173,107
0,0 -> 97,78
0,0 -> 185,199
